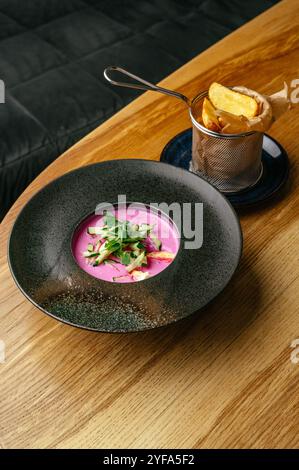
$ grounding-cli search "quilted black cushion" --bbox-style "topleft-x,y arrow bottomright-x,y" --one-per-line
0,0 -> 279,220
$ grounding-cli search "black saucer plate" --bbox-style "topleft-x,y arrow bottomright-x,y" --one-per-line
160,129 -> 289,208
8,160 -> 242,333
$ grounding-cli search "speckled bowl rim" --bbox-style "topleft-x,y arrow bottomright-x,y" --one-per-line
7,159 -> 243,333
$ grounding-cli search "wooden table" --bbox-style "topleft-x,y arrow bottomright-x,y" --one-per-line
1,0 -> 299,449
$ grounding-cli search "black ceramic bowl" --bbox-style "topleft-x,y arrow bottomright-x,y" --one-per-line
8,159 -> 242,332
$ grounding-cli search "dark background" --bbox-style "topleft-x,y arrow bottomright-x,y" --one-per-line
0,0 -> 279,220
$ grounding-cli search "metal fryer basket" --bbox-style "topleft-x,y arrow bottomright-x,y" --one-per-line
189,91 -> 263,193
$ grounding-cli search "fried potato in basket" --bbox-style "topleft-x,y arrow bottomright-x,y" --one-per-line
209,82 -> 259,119
202,97 -> 221,132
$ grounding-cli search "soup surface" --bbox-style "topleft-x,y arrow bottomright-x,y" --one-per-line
72,205 -> 180,283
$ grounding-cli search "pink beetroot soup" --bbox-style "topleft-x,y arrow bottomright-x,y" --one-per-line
72,204 -> 180,283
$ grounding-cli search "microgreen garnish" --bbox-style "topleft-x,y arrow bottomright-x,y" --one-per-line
83,211 -> 174,280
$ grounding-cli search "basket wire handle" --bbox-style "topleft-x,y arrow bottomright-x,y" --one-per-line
103,66 -> 191,107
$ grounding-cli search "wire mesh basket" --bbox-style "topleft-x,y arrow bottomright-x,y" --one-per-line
189,91 -> 263,193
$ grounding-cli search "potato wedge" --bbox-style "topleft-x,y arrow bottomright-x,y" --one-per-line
209,82 -> 259,118
202,97 -> 221,132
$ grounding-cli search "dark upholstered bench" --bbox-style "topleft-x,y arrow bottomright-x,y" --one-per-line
0,0 -> 279,220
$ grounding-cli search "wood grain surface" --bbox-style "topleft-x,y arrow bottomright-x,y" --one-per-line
0,0 -> 299,449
